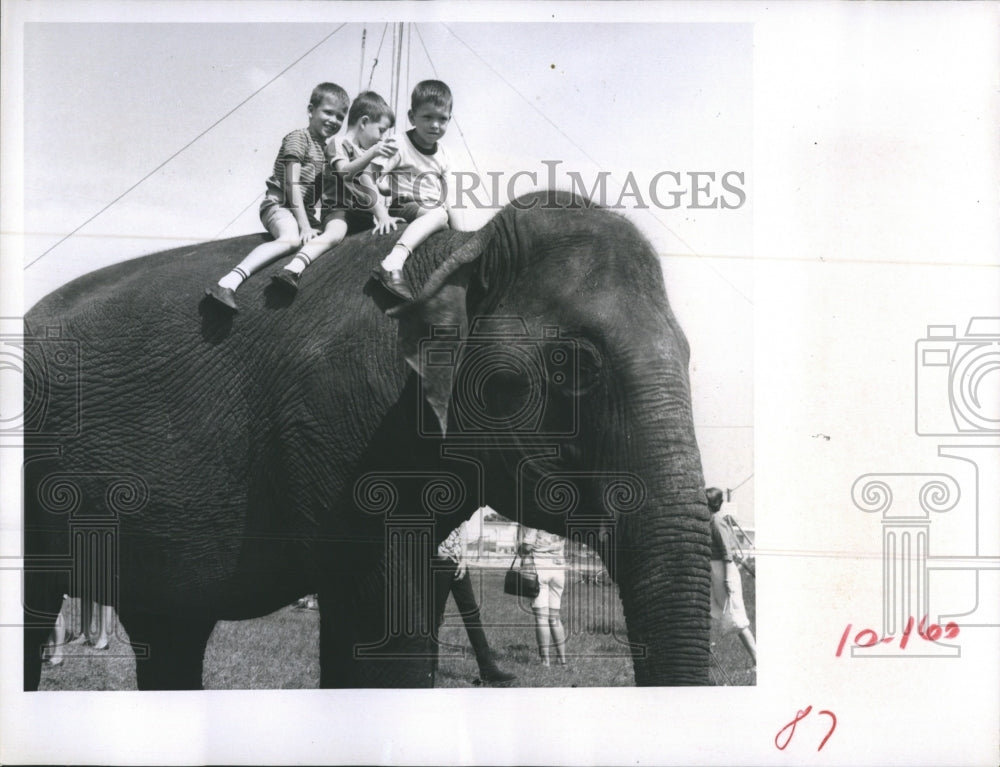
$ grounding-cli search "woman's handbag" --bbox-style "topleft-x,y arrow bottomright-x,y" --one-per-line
503,554 -> 540,599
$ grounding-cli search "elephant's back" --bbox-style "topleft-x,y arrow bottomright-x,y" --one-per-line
25,227 -> 474,345
24,232 -> 392,375
27,235 -> 264,321
20,228 -> 470,514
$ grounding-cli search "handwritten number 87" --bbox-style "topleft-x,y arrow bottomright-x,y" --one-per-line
775,706 -> 837,752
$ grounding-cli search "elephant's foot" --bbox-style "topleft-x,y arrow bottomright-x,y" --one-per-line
318,602 -> 436,688
120,611 -> 216,690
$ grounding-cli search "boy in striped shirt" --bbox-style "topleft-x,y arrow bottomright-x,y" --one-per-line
206,82 -> 349,311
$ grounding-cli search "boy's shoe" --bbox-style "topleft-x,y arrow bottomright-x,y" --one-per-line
205,285 -> 238,311
371,266 -> 415,302
271,271 -> 300,294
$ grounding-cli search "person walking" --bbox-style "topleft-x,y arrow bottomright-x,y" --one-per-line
432,521 -> 516,685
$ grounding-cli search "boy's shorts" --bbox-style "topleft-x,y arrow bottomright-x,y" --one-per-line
389,201 -> 422,222
260,203 -> 320,238
322,206 -> 374,236
389,199 -> 448,223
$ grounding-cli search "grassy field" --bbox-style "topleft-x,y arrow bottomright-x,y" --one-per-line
38,566 -> 755,690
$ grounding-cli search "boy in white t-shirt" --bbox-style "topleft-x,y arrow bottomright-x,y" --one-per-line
370,80 -> 457,301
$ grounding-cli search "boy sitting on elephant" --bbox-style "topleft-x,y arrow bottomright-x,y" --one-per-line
270,90 -> 403,294
206,82 -> 349,311
369,79 -> 460,302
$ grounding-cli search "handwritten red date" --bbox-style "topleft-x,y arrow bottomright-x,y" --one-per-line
836,615 -> 960,656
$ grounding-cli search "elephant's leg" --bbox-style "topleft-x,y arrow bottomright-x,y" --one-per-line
120,611 -> 216,690
318,582 -> 357,688
318,580 -> 436,688
318,544 -> 437,688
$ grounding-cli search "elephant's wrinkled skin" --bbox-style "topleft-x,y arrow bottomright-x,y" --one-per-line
23,192 -> 711,689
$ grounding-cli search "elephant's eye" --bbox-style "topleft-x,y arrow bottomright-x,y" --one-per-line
552,338 -> 604,397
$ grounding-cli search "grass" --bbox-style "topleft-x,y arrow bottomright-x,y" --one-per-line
38,565 -> 755,690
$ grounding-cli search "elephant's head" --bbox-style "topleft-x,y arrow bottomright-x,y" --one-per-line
391,191 -> 711,685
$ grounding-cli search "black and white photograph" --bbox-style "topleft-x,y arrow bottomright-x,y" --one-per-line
1,1 -> 997,765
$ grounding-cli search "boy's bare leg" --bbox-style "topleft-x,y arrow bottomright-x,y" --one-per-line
272,219 -> 347,294
373,206 -> 449,301
215,215 -> 301,286
218,238 -> 299,289
284,218 -> 348,276
208,215 -> 302,309
380,206 -> 449,271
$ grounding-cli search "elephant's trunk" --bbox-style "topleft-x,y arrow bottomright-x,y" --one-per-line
610,337 -> 712,686
616,496 -> 712,685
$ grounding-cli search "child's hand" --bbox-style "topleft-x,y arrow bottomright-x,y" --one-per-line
371,215 -> 405,235
300,226 -> 320,244
373,136 -> 398,158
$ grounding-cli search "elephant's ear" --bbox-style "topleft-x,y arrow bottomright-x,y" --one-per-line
389,225 -> 494,435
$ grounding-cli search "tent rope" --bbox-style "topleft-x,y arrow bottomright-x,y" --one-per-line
405,24 -> 412,109
393,22 -> 405,121
26,24 -> 348,270
213,192 -> 264,240
413,24 -> 482,177
359,26 -> 367,93
366,23 -> 389,90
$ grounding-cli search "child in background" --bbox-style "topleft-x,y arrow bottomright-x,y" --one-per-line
370,80 -> 457,302
706,487 -> 757,664
271,91 -> 402,293
206,82 -> 349,311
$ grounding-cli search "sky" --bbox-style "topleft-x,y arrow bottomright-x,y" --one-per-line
17,20 -> 756,520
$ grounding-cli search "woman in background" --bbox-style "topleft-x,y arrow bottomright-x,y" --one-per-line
517,525 -> 568,666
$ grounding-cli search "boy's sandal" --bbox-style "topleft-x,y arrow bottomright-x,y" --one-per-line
205,285 -> 238,311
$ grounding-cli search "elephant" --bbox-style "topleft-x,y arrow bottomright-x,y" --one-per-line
22,190 -> 712,690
